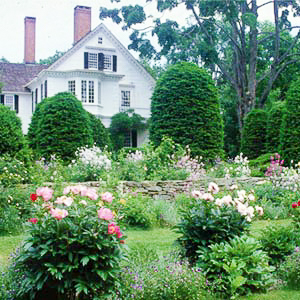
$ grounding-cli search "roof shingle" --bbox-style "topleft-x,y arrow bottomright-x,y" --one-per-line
0,63 -> 48,93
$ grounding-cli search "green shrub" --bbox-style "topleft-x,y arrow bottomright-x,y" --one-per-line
278,249 -> 300,289
259,224 -> 300,267
87,111 -> 111,149
0,104 -> 24,157
280,79 -> 300,165
266,101 -> 285,153
11,185 -> 126,299
150,62 -> 224,162
249,152 -> 278,177
197,236 -> 275,298
28,92 -> 93,162
174,185 -> 261,264
240,109 -> 268,159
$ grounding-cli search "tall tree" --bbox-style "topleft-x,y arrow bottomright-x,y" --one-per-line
100,0 -> 300,130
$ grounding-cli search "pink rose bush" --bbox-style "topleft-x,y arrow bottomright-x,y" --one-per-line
18,185 -> 126,299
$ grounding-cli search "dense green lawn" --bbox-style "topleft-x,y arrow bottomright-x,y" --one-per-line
1,220 -> 300,299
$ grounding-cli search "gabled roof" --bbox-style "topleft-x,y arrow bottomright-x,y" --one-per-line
48,23 -> 155,84
0,63 -> 48,93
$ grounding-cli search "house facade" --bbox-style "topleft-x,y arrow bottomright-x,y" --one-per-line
0,6 -> 155,147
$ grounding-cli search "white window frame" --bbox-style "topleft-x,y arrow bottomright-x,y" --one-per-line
120,90 -> 131,112
68,80 -> 76,96
4,95 -> 14,110
88,53 -> 98,69
103,54 -> 112,71
89,81 -> 94,103
81,80 -> 87,103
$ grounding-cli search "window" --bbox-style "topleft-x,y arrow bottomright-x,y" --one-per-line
120,91 -> 130,111
104,55 -> 112,71
89,81 -> 94,103
98,81 -> 101,104
98,37 -> 103,44
68,80 -> 75,96
88,53 -> 98,69
124,130 -> 137,148
81,80 -> 87,103
4,95 -> 14,110
124,131 -> 131,147
44,80 -> 47,98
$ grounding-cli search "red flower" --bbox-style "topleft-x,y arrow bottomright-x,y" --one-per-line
28,218 -> 38,224
292,202 -> 298,208
30,194 -> 38,202
120,240 -> 125,244
298,200 -> 300,206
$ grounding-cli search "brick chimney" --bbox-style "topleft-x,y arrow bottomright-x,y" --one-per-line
24,17 -> 36,64
74,6 -> 91,44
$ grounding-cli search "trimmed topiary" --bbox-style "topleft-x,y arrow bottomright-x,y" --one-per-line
0,104 -> 24,157
280,79 -> 300,165
240,109 -> 268,160
150,62 -> 224,162
87,112 -> 111,149
266,101 -> 285,153
28,92 -> 93,162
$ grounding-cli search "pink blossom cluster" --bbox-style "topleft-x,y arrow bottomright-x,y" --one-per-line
36,186 -> 54,201
63,185 -> 99,201
265,153 -> 284,177
107,222 -> 123,239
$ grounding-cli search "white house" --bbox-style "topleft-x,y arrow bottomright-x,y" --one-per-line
0,6 -> 155,147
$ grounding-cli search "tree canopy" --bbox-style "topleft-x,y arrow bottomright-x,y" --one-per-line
100,0 -> 300,129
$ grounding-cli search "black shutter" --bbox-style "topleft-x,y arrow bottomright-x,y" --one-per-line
44,80 -> 47,98
113,55 -> 117,72
84,52 -> 89,69
132,130 -> 137,147
98,53 -> 104,70
0,95 -> 4,105
14,95 -> 19,113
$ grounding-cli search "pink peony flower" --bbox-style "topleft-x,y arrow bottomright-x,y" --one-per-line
108,223 -> 116,234
70,186 -> 81,194
36,187 -> 53,201
87,189 -> 98,201
63,186 -> 71,195
292,202 -> 298,208
50,208 -> 68,220
191,190 -> 202,199
101,192 -> 114,203
80,186 -> 89,197
208,182 -> 219,194
98,207 -> 114,221
63,197 -> 74,207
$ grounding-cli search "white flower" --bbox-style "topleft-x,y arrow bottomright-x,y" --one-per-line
201,193 -> 214,202
208,182 -> 219,194
248,194 -> 255,201
191,190 -> 202,198
255,206 -> 264,216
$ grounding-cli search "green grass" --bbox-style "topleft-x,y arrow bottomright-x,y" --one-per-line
0,234 -> 25,267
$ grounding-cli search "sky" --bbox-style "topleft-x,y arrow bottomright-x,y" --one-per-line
0,0 -> 293,64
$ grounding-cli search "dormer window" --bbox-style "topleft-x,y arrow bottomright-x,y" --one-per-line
98,37 -> 103,44
84,52 -> 117,72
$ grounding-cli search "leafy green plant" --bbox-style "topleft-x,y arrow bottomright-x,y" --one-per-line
197,236 -> 275,298
278,248 -> 300,289
150,62 -> 224,161
27,92 -> 93,162
259,224 -> 300,267
174,184 -> 262,263
10,185 -> 126,299
240,109 -> 268,160
0,104 -> 25,157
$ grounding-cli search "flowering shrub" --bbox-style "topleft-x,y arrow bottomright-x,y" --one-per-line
197,236 -> 275,298
11,185 -> 126,299
69,145 -> 112,182
175,183 -> 263,263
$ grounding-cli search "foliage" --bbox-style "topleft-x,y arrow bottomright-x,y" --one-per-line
266,101 -> 285,153
278,249 -> 300,290
197,236 -> 275,298
240,109 -> 268,160
150,62 -> 224,161
0,104 -> 24,157
280,79 -> 300,165
259,224 -> 300,267
174,184 -> 262,263
9,185 -> 126,299
109,110 -> 147,151
39,50 -> 65,65
27,92 -> 93,162
118,252 -> 208,300
87,111 -> 111,150
248,152 -> 278,177
0,205 -> 23,236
